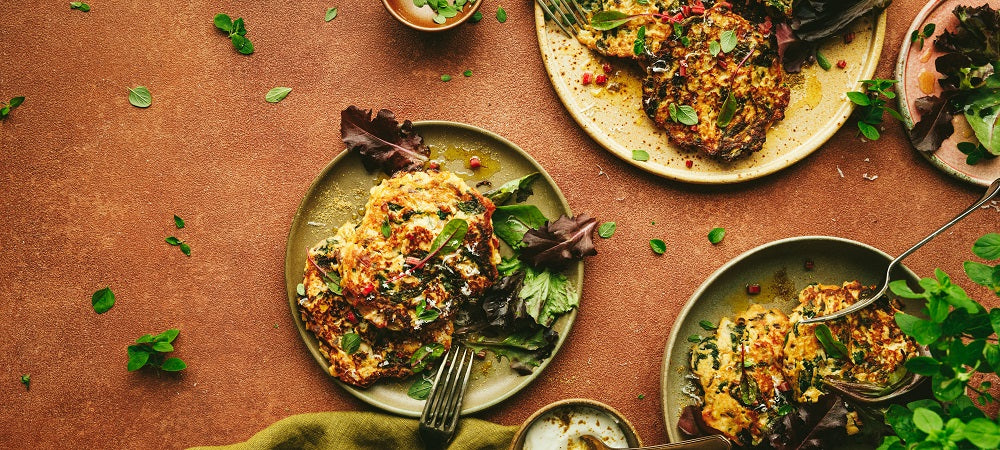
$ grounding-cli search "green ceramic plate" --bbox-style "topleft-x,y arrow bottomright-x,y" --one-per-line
285,121 -> 582,417
661,236 -> 923,443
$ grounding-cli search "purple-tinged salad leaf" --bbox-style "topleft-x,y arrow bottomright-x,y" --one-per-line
340,106 -> 429,175
767,394 -> 850,450
909,93 -> 956,152
464,326 -> 558,375
935,4 -> 1000,67
481,271 -> 530,328
777,0 -> 892,72
520,214 -> 598,270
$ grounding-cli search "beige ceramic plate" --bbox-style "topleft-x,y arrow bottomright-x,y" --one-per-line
535,8 -> 886,184
895,0 -> 1000,187
285,121 -> 582,417
661,236 -> 922,443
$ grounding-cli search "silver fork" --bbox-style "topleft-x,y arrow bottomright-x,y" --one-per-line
418,345 -> 475,449
537,0 -> 588,37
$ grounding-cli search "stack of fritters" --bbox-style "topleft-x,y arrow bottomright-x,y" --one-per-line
298,170 -> 501,387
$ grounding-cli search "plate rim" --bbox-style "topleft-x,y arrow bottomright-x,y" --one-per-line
659,235 -> 920,442
284,119 -> 582,417
534,7 -> 887,184
894,0 -> 993,188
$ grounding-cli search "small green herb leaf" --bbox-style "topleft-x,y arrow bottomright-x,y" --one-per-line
857,121 -> 880,140
699,320 -> 717,331
341,333 -> 361,355
673,104 -> 698,125
687,334 -> 702,342
156,329 -> 180,343
416,300 -> 440,322
814,324 -> 849,359
151,341 -> 174,353
127,346 -> 150,371
128,86 -> 151,108
496,6 -> 507,23
633,25 -> 646,56
20,374 -> 30,390
325,7 -> 338,21
265,87 -> 292,103
70,2 -> 91,12
463,69 -> 473,77
173,215 -> 185,229
708,228 -> 725,244
441,74 -> 452,82
92,287 -> 115,314
165,236 -> 181,246
214,14 -> 233,32
598,222 -> 616,238
408,376 -> 433,400
912,407 -> 944,434
709,40 -> 721,56
717,93 -> 737,128
429,219 -> 469,255
846,91 -> 871,106
296,283 -> 306,296
973,233 -> 1000,260
470,11 -> 483,23
381,219 -> 391,238
632,149 -> 650,161
160,357 -> 187,372
590,10 -> 631,31
650,239 -> 666,255
720,30 -> 737,53
179,242 -> 191,256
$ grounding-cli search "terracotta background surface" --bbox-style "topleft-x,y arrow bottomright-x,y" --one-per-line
2,0 -> 998,448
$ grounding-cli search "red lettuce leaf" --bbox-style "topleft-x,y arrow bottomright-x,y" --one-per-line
520,214 -> 598,270
776,22 -> 815,73
768,394 -> 849,450
790,0 -> 893,43
909,93 -> 957,152
935,4 -> 1000,67
340,106 -> 429,175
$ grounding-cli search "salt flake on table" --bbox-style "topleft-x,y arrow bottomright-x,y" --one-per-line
862,173 -> 878,181
836,166 -> 844,178
597,165 -> 609,180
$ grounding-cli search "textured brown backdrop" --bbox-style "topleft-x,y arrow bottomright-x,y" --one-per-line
2,0 -> 997,448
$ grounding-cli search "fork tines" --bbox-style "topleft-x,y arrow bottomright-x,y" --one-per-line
537,0 -> 588,37
419,345 -> 475,444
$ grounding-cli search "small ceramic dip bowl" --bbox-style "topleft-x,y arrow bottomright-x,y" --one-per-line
382,0 -> 482,32
510,399 -> 642,450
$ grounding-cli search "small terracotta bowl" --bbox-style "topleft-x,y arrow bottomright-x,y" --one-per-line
509,398 -> 642,449
382,0 -> 482,32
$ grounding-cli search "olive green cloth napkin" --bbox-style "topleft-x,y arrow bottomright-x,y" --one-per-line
188,411 -> 518,450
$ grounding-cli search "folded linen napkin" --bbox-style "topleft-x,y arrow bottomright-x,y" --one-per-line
189,411 -> 518,450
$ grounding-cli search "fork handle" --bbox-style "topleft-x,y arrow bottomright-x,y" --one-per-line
633,435 -> 732,450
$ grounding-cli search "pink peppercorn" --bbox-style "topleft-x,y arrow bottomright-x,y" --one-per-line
685,160 -> 693,168
582,72 -> 593,85
595,74 -> 608,85
469,156 -> 481,169
837,60 -> 847,69
747,283 -> 761,295
602,63 -> 612,73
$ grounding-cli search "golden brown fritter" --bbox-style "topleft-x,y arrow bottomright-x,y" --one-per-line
299,239 -> 454,387
783,282 -> 920,403
335,171 -> 501,331
577,0 -> 678,59
641,6 -> 789,160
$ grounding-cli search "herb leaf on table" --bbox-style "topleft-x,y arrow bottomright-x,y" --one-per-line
92,287 -> 115,314
847,79 -> 902,141
127,329 -> 186,372
325,7 -> 338,22
213,14 -> 254,55
265,87 -> 292,103
0,96 -> 24,120
340,106 -> 429,175
127,87 -> 151,108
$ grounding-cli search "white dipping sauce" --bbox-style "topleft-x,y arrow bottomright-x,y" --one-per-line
523,405 -> 630,450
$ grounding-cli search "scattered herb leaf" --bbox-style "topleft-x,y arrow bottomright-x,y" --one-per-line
699,320 -> 717,331
496,6 -> 507,23
20,374 -> 30,390
127,87 -> 151,108
381,219 -> 391,238
0,96 -> 24,120
265,87 -> 292,103
213,14 -> 254,55
325,7 -> 338,22
463,69 -> 473,77
708,227 -> 725,244
650,239 -> 666,255
441,74 -> 452,82
173,215 -> 185,229
590,10 -> 631,31
127,329 -> 185,372
633,25 -> 646,56
92,287 -> 115,314
598,222 -> 616,239
632,149 -> 650,161
910,23 -> 936,49
720,30 -> 737,53
296,283 -> 306,296
717,93 -> 737,128
341,333 -> 361,354
408,375 -> 433,400
848,78 -> 902,142
70,2 -> 90,12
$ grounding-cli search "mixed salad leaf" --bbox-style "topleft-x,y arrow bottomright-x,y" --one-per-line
909,5 -> 1000,156
340,105 -> 430,175
520,214 -> 599,270
777,0 -> 893,72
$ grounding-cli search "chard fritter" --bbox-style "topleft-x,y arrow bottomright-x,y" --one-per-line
641,6 -> 789,160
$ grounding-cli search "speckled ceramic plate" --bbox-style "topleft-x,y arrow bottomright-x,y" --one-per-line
895,0 -> 1000,187
285,121 -> 581,417
661,236 -> 922,443
535,8 -> 886,184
